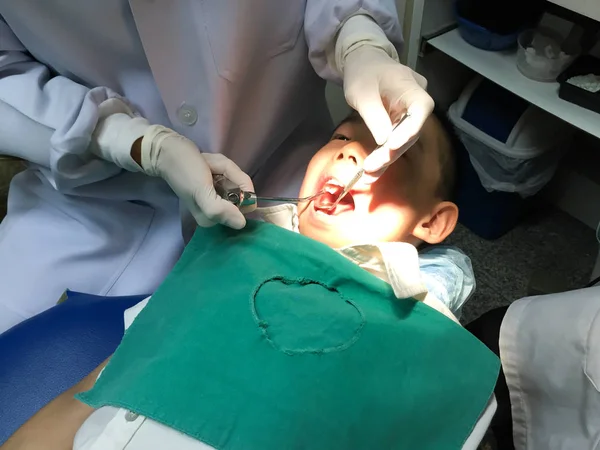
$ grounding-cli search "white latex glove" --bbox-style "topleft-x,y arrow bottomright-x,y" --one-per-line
139,125 -> 255,229
89,99 -> 254,230
343,46 -> 434,181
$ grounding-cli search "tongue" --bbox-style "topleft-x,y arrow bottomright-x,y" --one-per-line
314,192 -> 338,209
314,189 -> 354,214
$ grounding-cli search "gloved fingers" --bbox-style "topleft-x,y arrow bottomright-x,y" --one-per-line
190,209 -> 217,229
362,135 -> 419,176
363,92 -> 433,174
345,81 -> 393,146
192,184 -> 247,230
362,112 -> 422,173
384,94 -> 434,152
359,166 -> 387,186
203,153 -> 257,215
413,70 -> 429,90
202,153 -> 255,193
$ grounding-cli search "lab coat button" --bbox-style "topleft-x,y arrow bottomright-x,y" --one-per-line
177,104 -> 198,126
125,411 -> 139,422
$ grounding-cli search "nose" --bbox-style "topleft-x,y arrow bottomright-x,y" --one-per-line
334,144 -> 363,166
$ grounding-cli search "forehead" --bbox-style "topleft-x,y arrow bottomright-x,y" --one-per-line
334,115 -> 371,140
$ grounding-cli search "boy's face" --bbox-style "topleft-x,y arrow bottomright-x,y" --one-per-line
298,115 -> 448,249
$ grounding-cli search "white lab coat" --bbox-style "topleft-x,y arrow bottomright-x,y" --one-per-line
0,0 -> 403,332
499,286 -> 600,449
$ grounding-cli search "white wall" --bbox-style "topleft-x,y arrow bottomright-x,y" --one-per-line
547,0 -> 600,22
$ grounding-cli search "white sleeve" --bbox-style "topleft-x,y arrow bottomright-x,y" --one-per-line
0,18 -> 144,190
304,0 -> 403,83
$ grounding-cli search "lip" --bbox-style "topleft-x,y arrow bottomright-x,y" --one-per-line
317,173 -> 369,194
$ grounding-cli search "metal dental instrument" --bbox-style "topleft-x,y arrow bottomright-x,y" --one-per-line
325,114 -> 411,211
213,174 -> 325,208
325,167 -> 364,211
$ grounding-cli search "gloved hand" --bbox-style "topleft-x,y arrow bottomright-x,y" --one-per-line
343,46 -> 434,180
137,125 -> 255,229
90,99 -> 255,230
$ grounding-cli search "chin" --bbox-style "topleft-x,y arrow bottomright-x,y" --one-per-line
299,226 -> 345,249
298,215 -> 354,249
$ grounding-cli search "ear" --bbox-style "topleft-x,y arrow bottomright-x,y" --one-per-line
411,201 -> 459,244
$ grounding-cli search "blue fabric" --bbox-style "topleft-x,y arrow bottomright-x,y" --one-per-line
0,290 -> 148,445
419,246 -> 475,320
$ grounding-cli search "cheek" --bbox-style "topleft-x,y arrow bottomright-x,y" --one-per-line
298,204 -> 419,249
299,156 -> 327,198
354,204 -> 420,242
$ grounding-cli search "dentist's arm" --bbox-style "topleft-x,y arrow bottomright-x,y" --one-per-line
1,358 -> 109,450
304,1 -> 434,179
0,18 -> 254,228
0,17 -> 128,188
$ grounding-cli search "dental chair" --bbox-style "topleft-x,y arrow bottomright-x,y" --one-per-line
0,291 -> 148,445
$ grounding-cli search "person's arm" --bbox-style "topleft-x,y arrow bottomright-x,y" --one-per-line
304,1 -> 434,176
303,0 -> 403,83
1,358 -> 110,450
0,17 -> 254,228
0,18 -> 143,190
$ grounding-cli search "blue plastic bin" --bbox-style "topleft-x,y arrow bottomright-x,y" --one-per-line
455,14 -> 521,51
448,78 -> 561,240
453,141 -> 531,240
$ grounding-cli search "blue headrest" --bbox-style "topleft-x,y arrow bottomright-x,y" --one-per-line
0,291 -> 148,445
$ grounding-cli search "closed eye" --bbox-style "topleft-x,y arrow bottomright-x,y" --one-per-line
331,133 -> 351,142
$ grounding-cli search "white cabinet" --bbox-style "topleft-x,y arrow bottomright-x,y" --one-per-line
405,0 -> 600,139
427,29 -> 600,139
547,0 -> 600,22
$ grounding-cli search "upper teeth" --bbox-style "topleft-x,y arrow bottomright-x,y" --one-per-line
324,180 -> 343,194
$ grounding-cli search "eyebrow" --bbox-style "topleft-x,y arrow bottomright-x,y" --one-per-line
335,111 -> 363,130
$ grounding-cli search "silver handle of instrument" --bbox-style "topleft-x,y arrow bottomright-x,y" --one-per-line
212,174 -> 256,208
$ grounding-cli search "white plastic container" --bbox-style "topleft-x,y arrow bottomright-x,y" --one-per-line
516,27 -> 579,82
449,77 -> 573,197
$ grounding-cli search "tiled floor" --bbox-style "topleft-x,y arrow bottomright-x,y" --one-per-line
450,206 -> 598,324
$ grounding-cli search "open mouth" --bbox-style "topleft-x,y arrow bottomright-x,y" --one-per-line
313,177 -> 355,215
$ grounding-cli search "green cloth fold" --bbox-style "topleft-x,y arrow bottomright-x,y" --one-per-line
79,220 -> 499,449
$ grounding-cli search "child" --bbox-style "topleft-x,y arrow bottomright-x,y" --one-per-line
298,109 -> 457,249
4,112 -> 497,450
257,109 -> 471,318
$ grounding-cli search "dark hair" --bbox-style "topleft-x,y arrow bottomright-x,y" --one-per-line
335,109 -> 363,129
432,108 -> 459,202
335,109 -> 460,202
